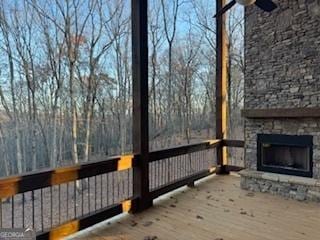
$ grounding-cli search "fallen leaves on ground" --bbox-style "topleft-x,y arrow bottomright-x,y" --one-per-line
143,221 -> 153,227
246,192 -> 255,197
130,220 -> 138,227
143,235 -> 158,240
240,210 -> 247,215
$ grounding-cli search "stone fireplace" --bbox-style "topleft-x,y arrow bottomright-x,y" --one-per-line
239,0 -> 320,202
257,134 -> 313,177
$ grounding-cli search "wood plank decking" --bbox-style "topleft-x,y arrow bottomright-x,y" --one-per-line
70,174 -> 320,240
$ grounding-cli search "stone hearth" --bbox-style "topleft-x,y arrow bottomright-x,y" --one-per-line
239,170 -> 320,201
241,0 -> 320,202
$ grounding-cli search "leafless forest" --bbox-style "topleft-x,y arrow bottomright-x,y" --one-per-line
0,0 -> 244,177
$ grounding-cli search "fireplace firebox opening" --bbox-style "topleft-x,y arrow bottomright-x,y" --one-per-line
257,134 -> 313,177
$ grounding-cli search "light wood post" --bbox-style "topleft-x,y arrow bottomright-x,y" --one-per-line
216,0 -> 229,174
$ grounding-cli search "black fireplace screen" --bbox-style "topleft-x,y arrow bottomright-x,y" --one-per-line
257,134 -> 313,177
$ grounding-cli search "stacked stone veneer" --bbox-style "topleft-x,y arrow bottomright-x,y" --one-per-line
242,0 -> 320,201
240,170 -> 320,202
245,0 -> 320,109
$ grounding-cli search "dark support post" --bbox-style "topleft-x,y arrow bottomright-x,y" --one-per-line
215,0 -> 229,174
131,0 -> 152,212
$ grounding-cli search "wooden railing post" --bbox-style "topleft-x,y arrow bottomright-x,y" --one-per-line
131,0 -> 152,212
216,0 -> 229,174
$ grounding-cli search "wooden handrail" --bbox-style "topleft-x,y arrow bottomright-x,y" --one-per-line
0,155 -> 134,199
0,139 -> 244,199
149,139 -> 222,162
0,138 -> 244,240
222,139 -> 245,148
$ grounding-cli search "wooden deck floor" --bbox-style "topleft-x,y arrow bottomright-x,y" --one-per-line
70,174 -> 320,240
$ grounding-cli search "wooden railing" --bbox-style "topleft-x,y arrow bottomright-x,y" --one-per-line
0,139 -> 244,239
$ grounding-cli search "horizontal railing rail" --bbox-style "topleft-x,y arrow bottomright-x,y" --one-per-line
222,139 -> 245,148
149,140 -> 222,162
0,139 -> 244,240
0,155 -> 135,199
150,168 -> 216,200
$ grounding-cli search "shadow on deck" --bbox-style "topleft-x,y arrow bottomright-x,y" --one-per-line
70,174 -> 320,240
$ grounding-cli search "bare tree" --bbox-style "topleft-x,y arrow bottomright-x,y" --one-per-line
160,0 -> 183,139
0,3 -> 24,173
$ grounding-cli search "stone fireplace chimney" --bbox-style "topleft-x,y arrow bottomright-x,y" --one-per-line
239,0 -> 320,202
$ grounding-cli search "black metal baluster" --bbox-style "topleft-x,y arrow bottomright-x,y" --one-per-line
162,159 -> 164,186
183,155 -> 185,178
153,163 -> 155,190
100,175 -> 103,208
88,178 -> 90,213
50,187 -> 53,228
11,196 -> 14,228
94,176 -> 97,212
172,157 -> 175,181
154,162 -> 156,190
164,159 -> 167,184
112,172 -> 115,204
22,193 -> 25,228
178,156 -> 181,179
166,158 -> 169,183
126,171 -> 129,199
182,155 -> 184,178
154,163 -> 156,189
81,179 -> 84,216
119,172 -> 122,201
195,152 -> 198,173
178,156 -> 180,180
122,172 -> 125,200
188,154 -> 191,176
162,159 -> 165,186
186,155 -> 188,176
150,163 -> 153,190
159,161 -> 161,187
194,152 -> 196,173
118,173 -> 121,203
32,190 -> 35,230
202,150 -> 205,169
175,156 -> 177,181
198,151 -> 200,171
171,158 -> 173,182
58,185 -> 61,224
67,183 -> 69,220
128,171 -> 131,198
158,161 -> 160,188
74,181 -> 76,218
106,173 -> 109,206
190,153 -> 192,175
158,160 -> 161,187
0,198 -> 2,228
158,161 -> 161,187
41,189 -> 44,231
179,155 -> 182,178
